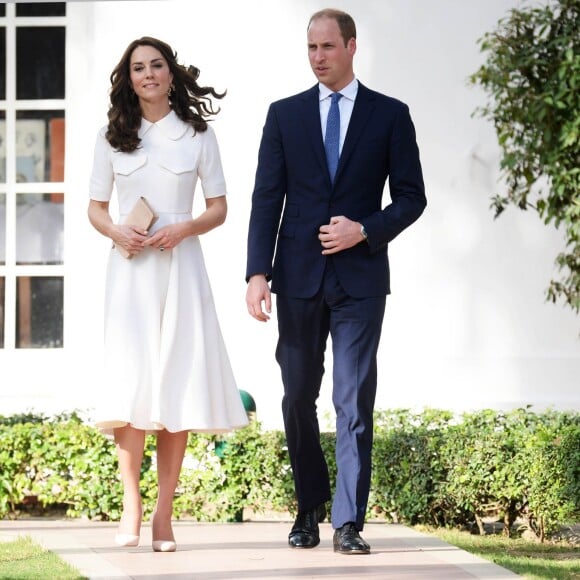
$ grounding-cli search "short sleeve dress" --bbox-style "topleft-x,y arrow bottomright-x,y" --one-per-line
89,110 -> 248,435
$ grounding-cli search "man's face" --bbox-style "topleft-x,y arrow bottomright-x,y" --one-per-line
307,17 -> 356,92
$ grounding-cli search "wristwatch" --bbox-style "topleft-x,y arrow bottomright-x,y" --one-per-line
360,224 -> 368,242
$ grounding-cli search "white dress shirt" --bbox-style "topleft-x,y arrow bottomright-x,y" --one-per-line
319,77 -> 359,155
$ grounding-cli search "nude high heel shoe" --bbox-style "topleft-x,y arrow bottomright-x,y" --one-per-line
151,511 -> 177,552
152,539 -> 177,552
115,533 -> 140,547
115,506 -> 142,547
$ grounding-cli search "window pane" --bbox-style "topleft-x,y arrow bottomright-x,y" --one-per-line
16,27 -> 65,99
0,193 -> 5,265
15,111 -> 65,183
16,276 -> 63,348
0,28 -> 5,100
16,193 -> 64,265
16,3 -> 66,17
0,277 -> 4,348
0,6 -> 4,17
0,111 -> 5,184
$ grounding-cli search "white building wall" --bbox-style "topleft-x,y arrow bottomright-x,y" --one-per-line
2,0 -> 578,430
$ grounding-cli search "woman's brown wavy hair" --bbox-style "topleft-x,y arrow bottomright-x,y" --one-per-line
106,36 -> 225,152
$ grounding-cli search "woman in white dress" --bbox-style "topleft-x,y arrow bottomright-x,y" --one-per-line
88,37 -> 248,552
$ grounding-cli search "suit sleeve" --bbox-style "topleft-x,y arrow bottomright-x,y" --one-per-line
246,104 -> 287,281
365,104 -> 426,253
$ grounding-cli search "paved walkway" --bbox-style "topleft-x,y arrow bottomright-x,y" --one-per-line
0,519 -> 520,579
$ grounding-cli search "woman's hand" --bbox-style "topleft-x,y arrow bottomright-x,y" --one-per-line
143,196 -> 228,251
112,224 -> 150,256
142,222 -> 188,251
88,200 -> 149,257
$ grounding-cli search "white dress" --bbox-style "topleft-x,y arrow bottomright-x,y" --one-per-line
89,110 -> 248,434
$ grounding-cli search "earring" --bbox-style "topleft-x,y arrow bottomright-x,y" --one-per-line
168,84 -> 175,96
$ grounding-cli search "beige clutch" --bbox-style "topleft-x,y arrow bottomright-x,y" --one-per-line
116,196 -> 158,259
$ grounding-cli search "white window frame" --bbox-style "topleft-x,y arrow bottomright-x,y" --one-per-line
0,4 -> 67,349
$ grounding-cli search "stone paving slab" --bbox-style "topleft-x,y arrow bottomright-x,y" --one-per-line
0,519 -> 521,579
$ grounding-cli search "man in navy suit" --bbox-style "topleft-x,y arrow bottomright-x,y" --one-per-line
246,8 -> 426,554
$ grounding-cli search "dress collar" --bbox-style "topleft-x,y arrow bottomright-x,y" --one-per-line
138,109 -> 189,140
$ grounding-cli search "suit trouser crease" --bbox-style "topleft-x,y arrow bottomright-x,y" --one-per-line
276,260 -> 386,530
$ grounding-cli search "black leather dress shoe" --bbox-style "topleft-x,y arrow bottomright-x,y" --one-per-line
333,522 -> 371,554
288,503 -> 327,548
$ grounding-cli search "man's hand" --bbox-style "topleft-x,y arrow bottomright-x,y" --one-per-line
319,215 -> 364,255
246,274 -> 272,322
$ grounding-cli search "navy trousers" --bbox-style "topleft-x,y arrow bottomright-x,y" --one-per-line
275,260 -> 386,530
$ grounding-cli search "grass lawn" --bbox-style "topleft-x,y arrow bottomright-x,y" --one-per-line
0,535 -> 85,579
420,526 -> 580,580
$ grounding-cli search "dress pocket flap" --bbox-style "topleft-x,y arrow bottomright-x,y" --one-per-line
112,153 -> 147,176
157,155 -> 196,175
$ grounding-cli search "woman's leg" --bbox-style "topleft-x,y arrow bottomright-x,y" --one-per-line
114,425 -> 146,537
152,429 -> 188,542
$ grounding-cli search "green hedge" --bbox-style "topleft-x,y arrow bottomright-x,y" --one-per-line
0,408 -> 578,541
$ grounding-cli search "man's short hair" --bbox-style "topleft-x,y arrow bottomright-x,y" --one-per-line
308,9 -> 356,46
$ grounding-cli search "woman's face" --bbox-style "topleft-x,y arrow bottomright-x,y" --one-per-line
129,45 -> 173,104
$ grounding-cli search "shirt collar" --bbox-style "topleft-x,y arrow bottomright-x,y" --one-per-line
318,77 -> 359,102
138,109 -> 189,140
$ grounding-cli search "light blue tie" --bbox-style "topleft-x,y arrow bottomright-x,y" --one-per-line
325,92 -> 343,182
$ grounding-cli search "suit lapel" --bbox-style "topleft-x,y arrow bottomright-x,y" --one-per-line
298,83 -> 376,187
299,85 -> 328,178
335,83 -> 376,184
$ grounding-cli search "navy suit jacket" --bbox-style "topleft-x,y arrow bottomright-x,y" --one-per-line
246,82 -> 426,298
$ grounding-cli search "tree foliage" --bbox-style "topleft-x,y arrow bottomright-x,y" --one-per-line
470,0 -> 580,312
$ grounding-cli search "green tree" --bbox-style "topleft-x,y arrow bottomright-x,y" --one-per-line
470,0 -> 579,312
